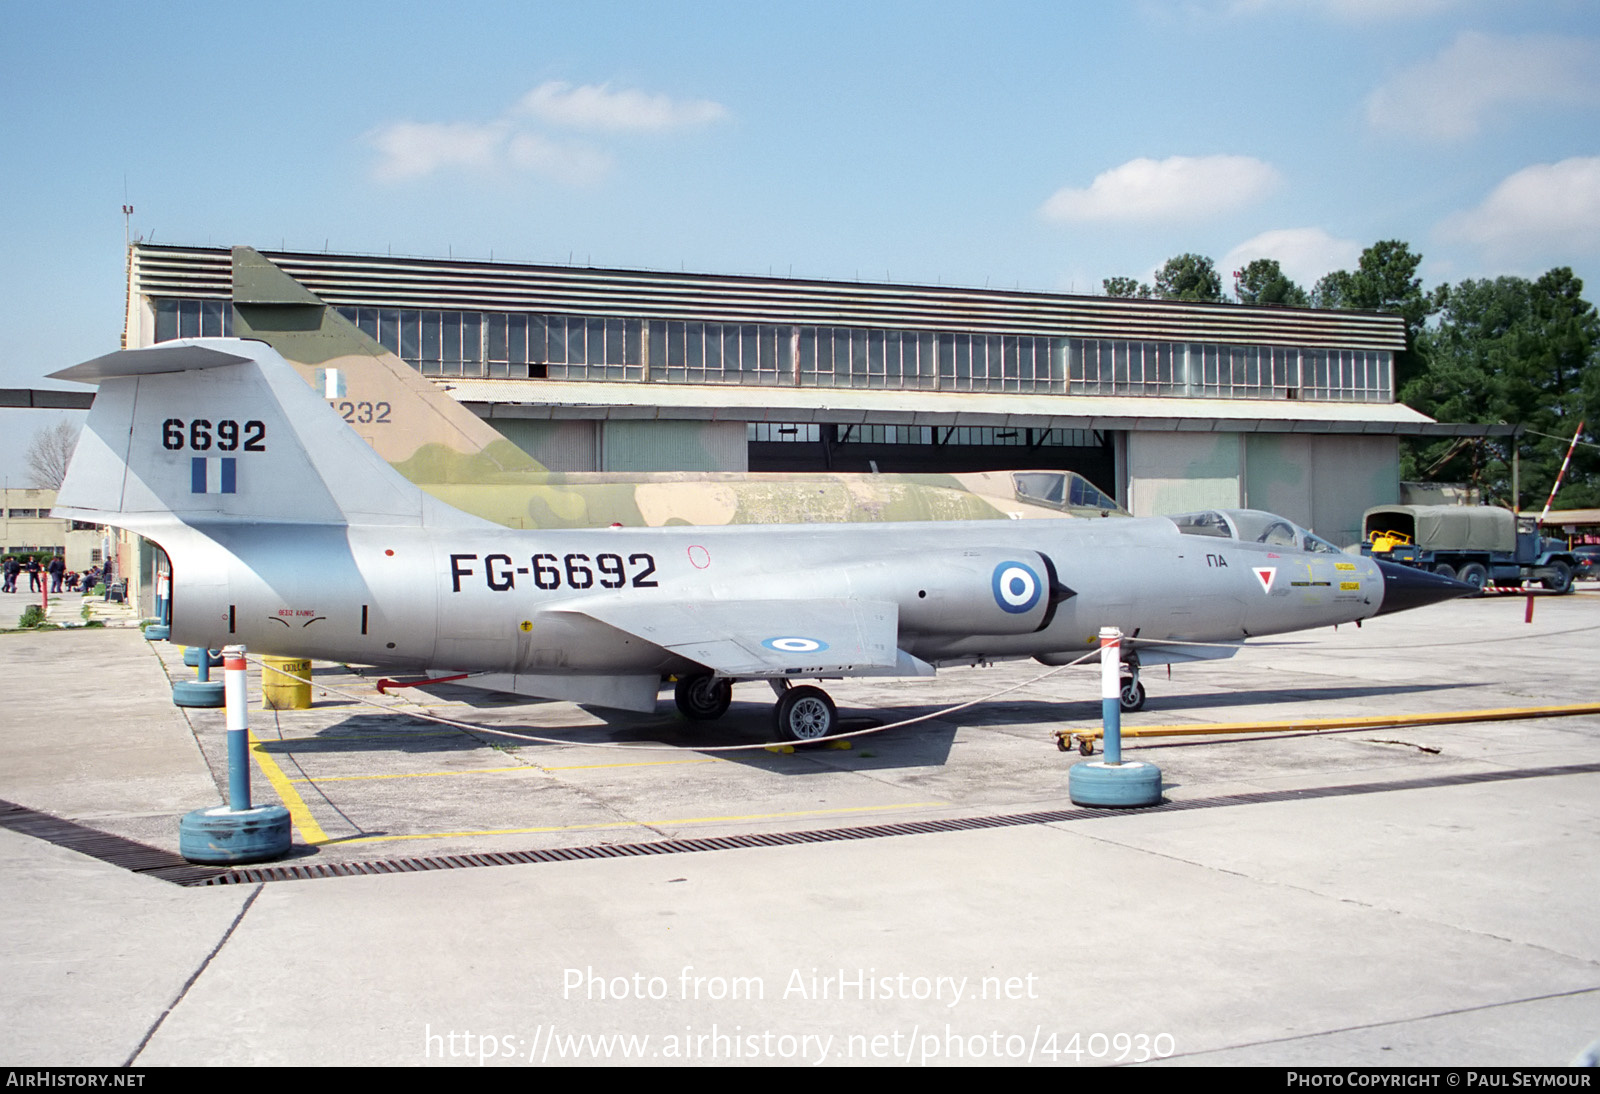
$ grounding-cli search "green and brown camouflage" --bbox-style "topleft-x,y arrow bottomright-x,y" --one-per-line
231,247 -> 1126,528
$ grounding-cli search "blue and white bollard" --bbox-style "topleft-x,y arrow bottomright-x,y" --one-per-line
145,573 -> 171,641
179,645 -> 292,864
171,642 -> 224,707
1068,627 -> 1163,807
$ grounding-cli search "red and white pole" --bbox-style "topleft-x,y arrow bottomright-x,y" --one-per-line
1100,627 -> 1122,765
1539,421 -> 1585,523
223,645 -> 250,811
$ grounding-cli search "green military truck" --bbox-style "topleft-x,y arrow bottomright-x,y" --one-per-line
1362,504 -> 1578,594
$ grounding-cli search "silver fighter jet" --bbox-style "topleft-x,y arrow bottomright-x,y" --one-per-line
52,339 -> 1472,741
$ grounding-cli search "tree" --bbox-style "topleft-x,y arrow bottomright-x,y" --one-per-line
25,420 -> 80,489
1404,269 -> 1599,507
1153,253 -> 1223,302
1233,258 -> 1308,307
1312,240 -> 1436,389
1102,276 -> 1152,299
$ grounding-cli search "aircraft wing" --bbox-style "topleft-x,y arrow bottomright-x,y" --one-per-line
560,597 -> 913,678
1131,639 -> 1244,666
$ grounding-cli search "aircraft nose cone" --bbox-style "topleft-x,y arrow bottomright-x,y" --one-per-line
1374,559 -> 1477,616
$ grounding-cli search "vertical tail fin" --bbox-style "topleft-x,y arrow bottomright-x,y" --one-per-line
51,338 -> 487,533
230,246 -> 542,479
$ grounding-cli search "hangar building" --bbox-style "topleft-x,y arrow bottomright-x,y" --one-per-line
124,243 -> 1441,546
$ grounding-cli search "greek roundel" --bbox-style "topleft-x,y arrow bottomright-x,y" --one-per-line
992,561 -> 1043,614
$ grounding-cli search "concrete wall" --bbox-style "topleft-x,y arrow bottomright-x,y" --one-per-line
1126,432 -> 1244,517
1125,431 -> 1398,546
492,419 -> 747,472
490,420 -> 601,471
600,421 -> 747,473
1245,434 -> 1398,546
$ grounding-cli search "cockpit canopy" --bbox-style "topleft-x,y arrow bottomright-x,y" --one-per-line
1168,508 -> 1342,554
1011,471 -> 1124,514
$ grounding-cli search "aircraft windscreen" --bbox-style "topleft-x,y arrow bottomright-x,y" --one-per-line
1171,510 -> 1233,538
1012,472 -> 1120,512
1068,476 -> 1118,511
1013,472 -> 1066,506
1171,509 -> 1338,553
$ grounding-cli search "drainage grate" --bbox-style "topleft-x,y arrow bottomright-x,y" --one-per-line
7,760 -> 1598,888
0,800 -> 230,886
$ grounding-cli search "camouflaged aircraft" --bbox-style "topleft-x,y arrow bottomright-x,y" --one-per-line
229,246 -> 1124,529
53,338 -> 1472,740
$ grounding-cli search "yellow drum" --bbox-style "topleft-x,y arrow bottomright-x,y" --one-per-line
261,656 -> 313,710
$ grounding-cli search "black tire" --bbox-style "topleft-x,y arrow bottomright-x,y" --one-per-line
1541,561 -> 1574,595
773,685 -> 837,742
674,674 -> 732,720
1119,678 -> 1146,713
1432,563 -> 1457,580
1456,562 -> 1489,595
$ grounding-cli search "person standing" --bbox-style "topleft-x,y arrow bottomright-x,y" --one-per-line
48,555 -> 65,593
2,557 -> 18,594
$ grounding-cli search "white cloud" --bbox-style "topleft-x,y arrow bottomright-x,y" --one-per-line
1221,228 -> 1362,289
1041,155 -> 1282,223
1437,158 -> 1600,267
506,133 -> 613,186
366,121 -> 507,182
517,82 -> 727,132
1366,32 -> 1600,141
366,81 -> 727,184
1225,0 -> 1454,21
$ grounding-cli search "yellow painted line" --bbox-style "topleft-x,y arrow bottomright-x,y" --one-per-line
248,731 -> 329,844
285,756 -> 722,783
542,757 -> 724,771
288,765 -> 545,784
335,800 -> 945,846
1062,701 -> 1600,743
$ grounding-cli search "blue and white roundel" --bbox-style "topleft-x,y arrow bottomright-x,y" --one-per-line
762,636 -> 829,654
992,561 -> 1043,614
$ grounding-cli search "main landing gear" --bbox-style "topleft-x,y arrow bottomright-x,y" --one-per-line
672,673 -> 841,743
673,673 -> 732,720
1118,652 -> 1146,713
772,684 -> 838,743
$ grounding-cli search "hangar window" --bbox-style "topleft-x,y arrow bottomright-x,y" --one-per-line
748,423 -> 821,442
154,298 -> 232,343
652,320 -> 785,385
321,300 -> 1390,402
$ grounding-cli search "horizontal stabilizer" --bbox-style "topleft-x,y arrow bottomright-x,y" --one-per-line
52,343 -> 253,382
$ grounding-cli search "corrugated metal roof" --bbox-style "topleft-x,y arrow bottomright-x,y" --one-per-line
446,378 -> 1447,434
131,243 -> 1408,352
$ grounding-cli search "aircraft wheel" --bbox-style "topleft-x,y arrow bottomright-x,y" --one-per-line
674,674 -> 732,720
1456,562 -> 1489,595
1432,563 -> 1456,580
1119,678 -> 1146,713
774,685 -> 837,743
1541,561 -> 1574,594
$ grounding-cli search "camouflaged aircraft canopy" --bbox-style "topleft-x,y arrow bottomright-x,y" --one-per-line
1362,505 -> 1516,553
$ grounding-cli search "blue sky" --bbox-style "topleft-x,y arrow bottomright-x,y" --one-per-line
2,0 -> 1598,418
